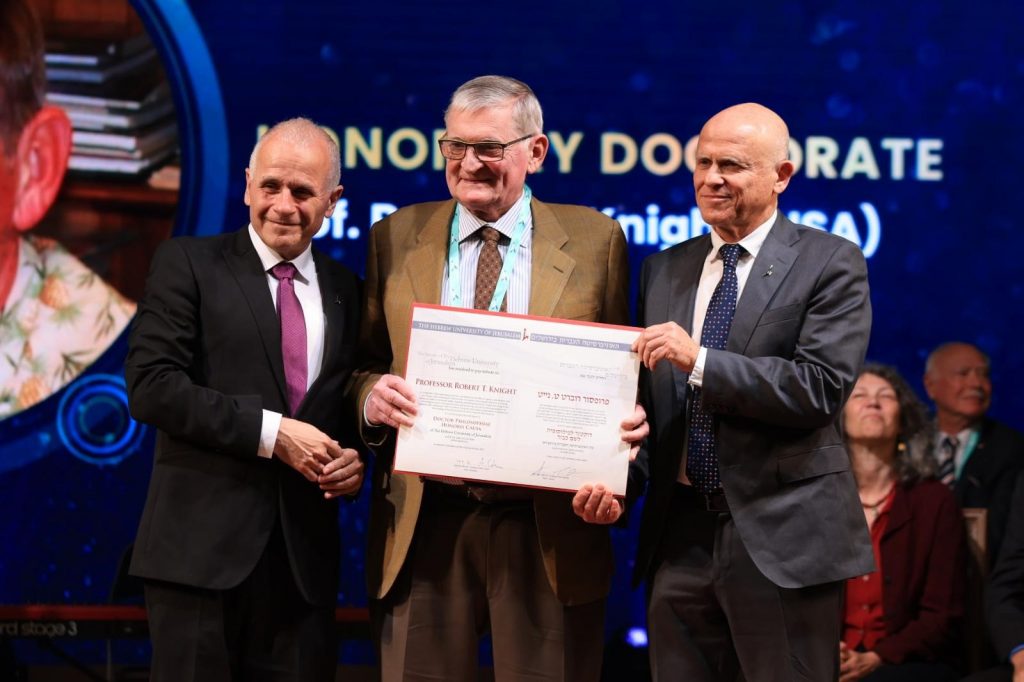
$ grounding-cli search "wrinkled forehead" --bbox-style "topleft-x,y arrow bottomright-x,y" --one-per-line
252,139 -> 330,185
443,104 -> 519,139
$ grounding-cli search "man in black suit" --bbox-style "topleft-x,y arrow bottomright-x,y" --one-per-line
125,118 -> 364,681
632,103 -> 874,681
924,341 -> 1024,564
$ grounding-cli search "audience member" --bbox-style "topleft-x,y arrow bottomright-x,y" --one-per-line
839,364 -> 966,682
924,342 -> 1024,564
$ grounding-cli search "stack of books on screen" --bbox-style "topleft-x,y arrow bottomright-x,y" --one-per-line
45,34 -> 178,177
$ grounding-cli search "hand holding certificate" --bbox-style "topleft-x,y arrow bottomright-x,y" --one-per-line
393,304 -> 641,496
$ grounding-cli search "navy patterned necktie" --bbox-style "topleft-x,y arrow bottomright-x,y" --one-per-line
687,243 -> 743,493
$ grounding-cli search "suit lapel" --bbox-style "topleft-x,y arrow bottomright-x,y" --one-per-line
529,199 -> 575,317
308,248 -> 347,393
668,237 -> 711,401
728,215 -> 798,354
222,229 -> 289,407
405,201 -> 453,304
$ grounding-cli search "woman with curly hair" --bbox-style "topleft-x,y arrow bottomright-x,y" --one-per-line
838,363 -> 967,681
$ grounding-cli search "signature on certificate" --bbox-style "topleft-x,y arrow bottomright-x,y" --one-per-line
530,460 -> 578,479
454,457 -> 502,471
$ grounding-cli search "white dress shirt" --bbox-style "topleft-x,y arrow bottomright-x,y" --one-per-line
248,224 -> 326,458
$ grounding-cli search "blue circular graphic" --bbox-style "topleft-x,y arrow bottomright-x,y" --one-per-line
133,0 -> 229,237
56,374 -> 141,466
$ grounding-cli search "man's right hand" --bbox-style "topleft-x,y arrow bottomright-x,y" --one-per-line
365,374 -> 418,429
274,417 -> 344,481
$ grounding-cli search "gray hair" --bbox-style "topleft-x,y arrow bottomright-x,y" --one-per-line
444,75 -> 543,136
249,117 -> 340,189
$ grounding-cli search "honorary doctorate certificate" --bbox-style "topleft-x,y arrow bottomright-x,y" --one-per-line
395,304 -> 641,496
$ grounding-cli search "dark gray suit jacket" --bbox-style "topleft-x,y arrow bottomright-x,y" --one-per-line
125,228 -> 361,606
634,213 -> 874,589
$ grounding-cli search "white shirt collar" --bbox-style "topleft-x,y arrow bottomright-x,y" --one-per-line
708,210 -> 777,261
456,191 -> 527,243
248,224 -> 316,283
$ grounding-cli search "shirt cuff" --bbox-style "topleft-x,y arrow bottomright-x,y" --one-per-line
688,347 -> 709,387
259,410 -> 282,458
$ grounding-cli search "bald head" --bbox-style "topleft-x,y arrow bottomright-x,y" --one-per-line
693,103 -> 794,240
701,103 -> 790,164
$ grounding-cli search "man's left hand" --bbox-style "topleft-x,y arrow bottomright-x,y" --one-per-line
317,447 -> 365,499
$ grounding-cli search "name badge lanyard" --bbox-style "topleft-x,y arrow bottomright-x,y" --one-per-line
954,430 -> 981,481
446,185 -> 532,312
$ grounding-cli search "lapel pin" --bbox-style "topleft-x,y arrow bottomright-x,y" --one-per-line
334,295 -> 343,305
764,264 -> 774,277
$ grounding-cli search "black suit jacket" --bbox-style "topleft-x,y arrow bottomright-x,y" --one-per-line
955,417 -> 1024,565
634,214 -> 875,589
987,469 -> 1024,661
125,228 -> 361,606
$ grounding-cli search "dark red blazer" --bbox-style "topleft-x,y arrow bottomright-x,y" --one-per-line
874,478 -> 967,665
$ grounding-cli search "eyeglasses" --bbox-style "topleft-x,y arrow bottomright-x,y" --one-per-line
437,134 -> 535,161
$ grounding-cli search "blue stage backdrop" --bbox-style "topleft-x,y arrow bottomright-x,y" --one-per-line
2,0 -> 1022,665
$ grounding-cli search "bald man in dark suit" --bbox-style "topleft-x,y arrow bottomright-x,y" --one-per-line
633,103 -> 874,681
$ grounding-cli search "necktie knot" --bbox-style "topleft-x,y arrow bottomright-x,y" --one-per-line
270,261 -> 298,283
719,243 -> 742,269
479,226 -> 501,245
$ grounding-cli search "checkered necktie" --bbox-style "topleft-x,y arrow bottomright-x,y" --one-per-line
270,262 -> 307,414
937,435 -> 958,487
687,243 -> 743,493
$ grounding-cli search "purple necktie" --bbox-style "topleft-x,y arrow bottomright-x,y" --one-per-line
270,262 -> 307,414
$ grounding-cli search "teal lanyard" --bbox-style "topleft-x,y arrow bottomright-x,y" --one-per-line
446,185 -> 532,312
954,430 -> 980,481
